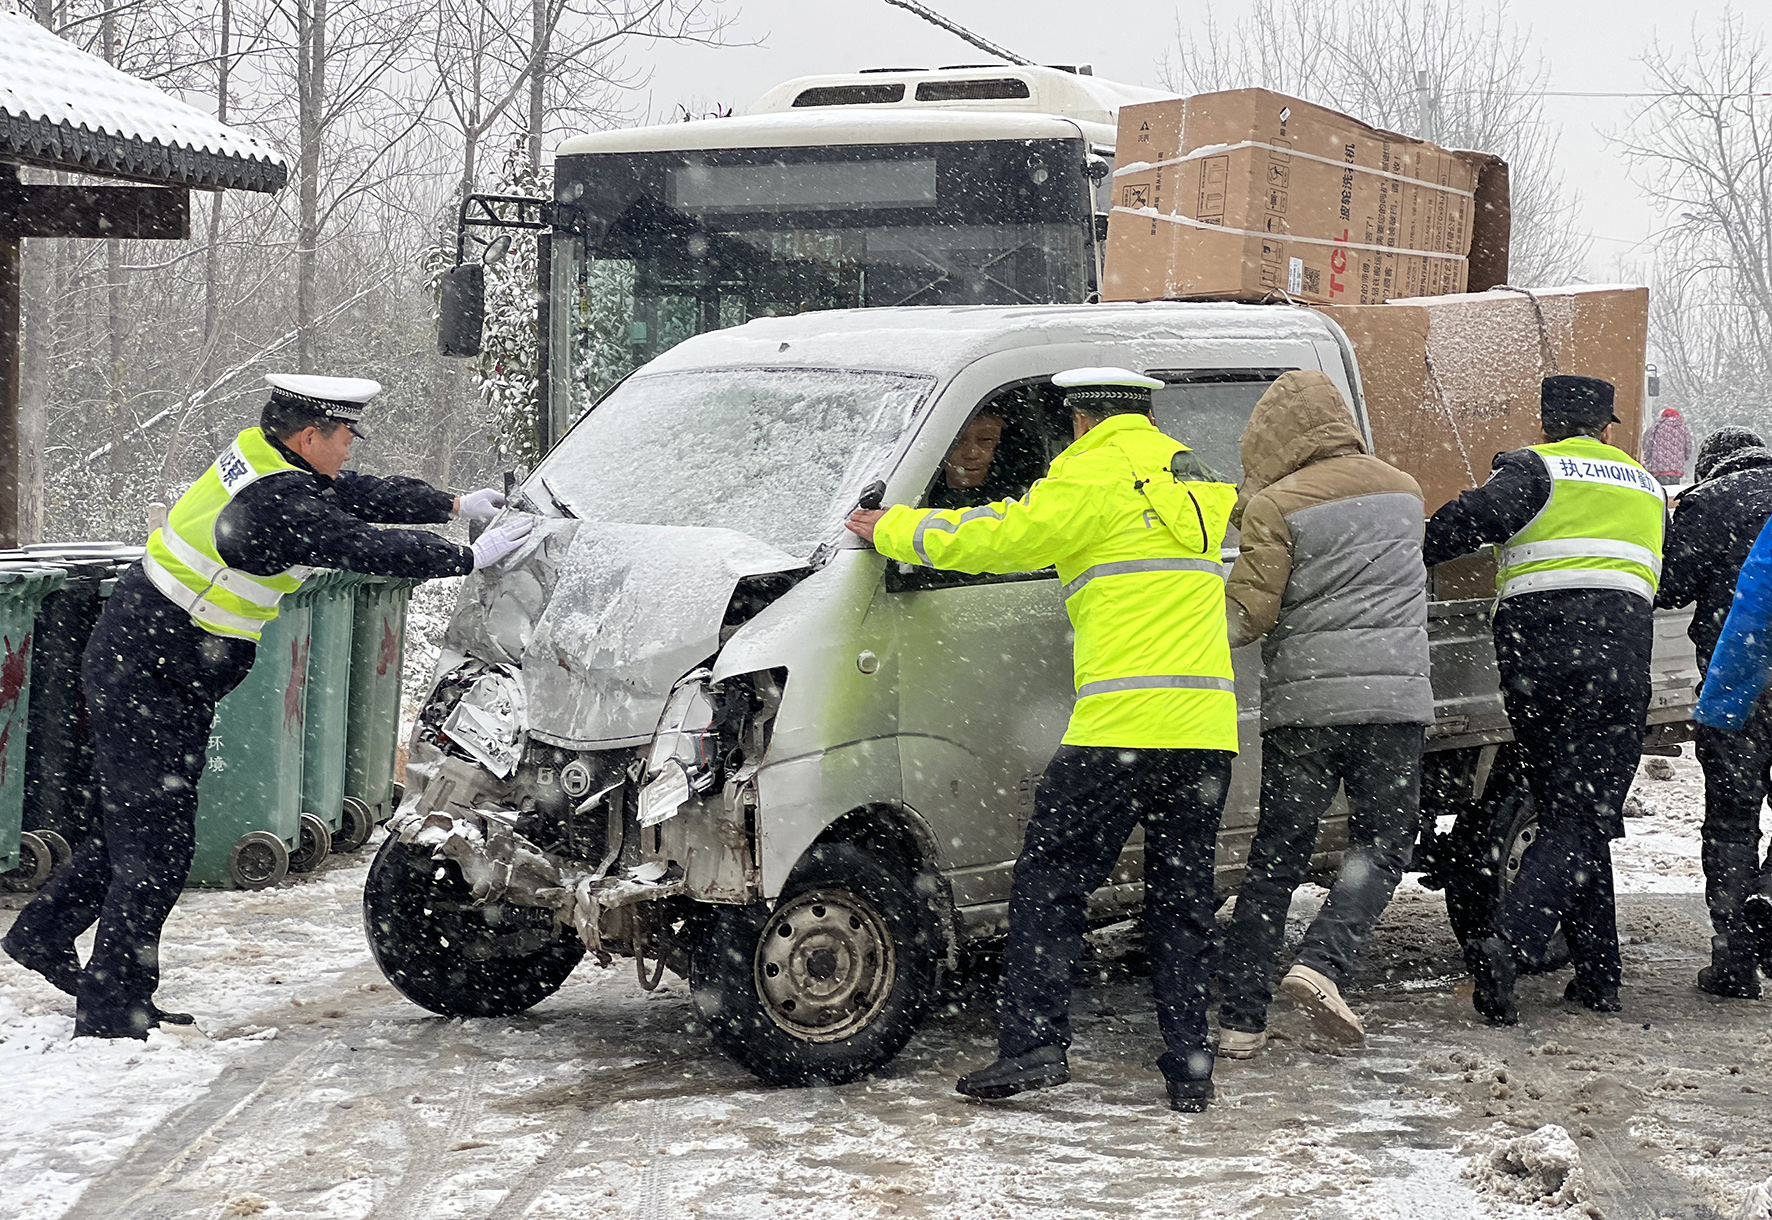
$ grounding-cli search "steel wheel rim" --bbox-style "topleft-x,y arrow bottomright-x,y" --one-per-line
1503,822 -> 1538,891
755,888 -> 896,1043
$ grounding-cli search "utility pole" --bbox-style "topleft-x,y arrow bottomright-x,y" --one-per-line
1415,69 -> 1436,141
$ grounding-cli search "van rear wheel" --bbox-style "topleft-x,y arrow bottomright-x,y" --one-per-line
690,842 -> 940,1087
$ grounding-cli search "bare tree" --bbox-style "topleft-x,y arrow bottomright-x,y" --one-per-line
1616,14 -> 1772,435
1162,0 -> 1589,287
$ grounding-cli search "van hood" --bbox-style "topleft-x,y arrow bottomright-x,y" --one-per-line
443,518 -> 807,748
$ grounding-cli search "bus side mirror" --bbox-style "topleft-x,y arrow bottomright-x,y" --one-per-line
439,263 -> 485,358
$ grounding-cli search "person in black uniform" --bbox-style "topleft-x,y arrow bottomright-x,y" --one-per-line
1655,426 -> 1772,998
1425,376 -> 1667,1024
1,375 -> 533,1038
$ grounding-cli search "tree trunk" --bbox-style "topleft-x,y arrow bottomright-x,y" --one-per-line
528,0 -> 548,173
296,0 -> 326,373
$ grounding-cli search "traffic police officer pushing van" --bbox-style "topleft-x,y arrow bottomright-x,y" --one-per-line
2,375 -> 535,1039
1424,374 -> 1666,1025
847,368 -> 1238,1112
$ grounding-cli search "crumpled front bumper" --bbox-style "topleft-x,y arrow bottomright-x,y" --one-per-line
388,806 -> 684,960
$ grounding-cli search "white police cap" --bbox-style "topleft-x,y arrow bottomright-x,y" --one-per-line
1052,366 -> 1163,410
264,373 -> 380,435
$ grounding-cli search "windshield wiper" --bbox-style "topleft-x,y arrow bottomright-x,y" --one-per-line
537,475 -> 578,519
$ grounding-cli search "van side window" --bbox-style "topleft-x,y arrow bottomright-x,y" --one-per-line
1145,368 -> 1298,490
918,382 -> 1062,509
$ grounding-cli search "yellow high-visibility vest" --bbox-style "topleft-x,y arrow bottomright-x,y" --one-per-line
874,413 -> 1239,752
141,428 -> 314,640
1495,435 -> 1666,603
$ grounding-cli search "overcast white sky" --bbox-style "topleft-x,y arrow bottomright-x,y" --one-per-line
625,0 -> 1759,282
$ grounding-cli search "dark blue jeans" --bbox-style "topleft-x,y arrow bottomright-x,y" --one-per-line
997,745 -> 1232,1083
1217,723 -> 1422,1034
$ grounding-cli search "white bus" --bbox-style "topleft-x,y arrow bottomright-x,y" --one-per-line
534,65 -> 1167,442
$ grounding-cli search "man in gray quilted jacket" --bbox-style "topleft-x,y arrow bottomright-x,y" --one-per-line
1213,370 -> 1433,1057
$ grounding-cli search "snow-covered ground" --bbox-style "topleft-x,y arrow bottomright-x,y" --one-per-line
2,746 -> 1768,1220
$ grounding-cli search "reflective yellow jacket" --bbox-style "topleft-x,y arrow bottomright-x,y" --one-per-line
873,413 -> 1239,751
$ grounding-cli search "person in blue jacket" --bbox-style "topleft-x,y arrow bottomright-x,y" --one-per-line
1693,515 -> 1772,987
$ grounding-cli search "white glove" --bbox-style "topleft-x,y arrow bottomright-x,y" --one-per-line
470,515 -> 535,569
457,488 -> 506,521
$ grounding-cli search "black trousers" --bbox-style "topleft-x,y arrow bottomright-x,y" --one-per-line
997,745 -> 1232,1083
1695,714 -> 1772,971
1492,601 -> 1651,992
1217,723 -> 1422,1033
6,568 -> 252,1035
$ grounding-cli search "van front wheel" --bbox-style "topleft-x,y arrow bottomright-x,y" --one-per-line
690,842 -> 940,1087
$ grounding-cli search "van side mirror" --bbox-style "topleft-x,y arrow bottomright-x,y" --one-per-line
439,263 -> 485,357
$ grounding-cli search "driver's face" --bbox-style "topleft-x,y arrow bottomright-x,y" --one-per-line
943,415 -> 1004,490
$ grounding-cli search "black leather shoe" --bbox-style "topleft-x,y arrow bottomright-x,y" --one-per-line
955,1046 -> 1069,1100
152,1006 -> 197,1026
1696,965 -> 1762,1000
1166,1077 -> 1215,1113
1,932 -> 81,997
1465,936 -> 1518,1026
1563,978 -> 1623,1011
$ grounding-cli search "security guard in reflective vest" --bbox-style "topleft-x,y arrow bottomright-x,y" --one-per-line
846,367 -> 1238,1112
1425,374 -> 1667,1025
2,374 -> 535,1038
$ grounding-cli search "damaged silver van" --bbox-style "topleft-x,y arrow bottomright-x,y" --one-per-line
366,302 -> 1696,1086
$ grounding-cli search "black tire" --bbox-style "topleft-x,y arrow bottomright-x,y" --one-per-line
1442,766 -> 1570,973
689,842 -> 941,1087
333,798 -> 375,853
1,831 -> 54,892
363,834 -> 584,1018
228,831 -> 290,890
289,813 -> 332,874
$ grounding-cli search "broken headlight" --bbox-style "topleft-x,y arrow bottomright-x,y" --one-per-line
637,669 -> 719,827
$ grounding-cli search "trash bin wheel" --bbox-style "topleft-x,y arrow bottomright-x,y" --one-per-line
34,830 -> 73,871
228,831 -> 290,890
333,798 -> 375,853
363,834 -> 584,1018
290,813 -> 332,875
1,832 -> 55,892
689,842 -> 941,1087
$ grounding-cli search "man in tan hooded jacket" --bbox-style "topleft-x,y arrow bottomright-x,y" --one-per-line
1214,371 -> 1433,1057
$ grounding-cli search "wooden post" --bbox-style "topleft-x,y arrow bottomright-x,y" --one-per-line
0,228 -> 19,549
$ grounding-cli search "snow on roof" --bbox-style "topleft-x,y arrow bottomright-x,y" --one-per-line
557,109 -> 1095,157
0,12 -> 287,192
749,66 -> 1171,132
638,302 -> 1341,379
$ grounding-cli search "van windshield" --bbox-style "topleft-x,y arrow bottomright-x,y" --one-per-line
530,367 -> 933,556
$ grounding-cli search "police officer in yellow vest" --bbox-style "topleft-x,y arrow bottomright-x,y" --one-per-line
846,368 -> 1238,1112
2,375 -> 535,1038
1425,375 -> 1667,1025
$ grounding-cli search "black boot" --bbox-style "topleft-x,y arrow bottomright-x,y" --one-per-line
1166,1077 -> 1215,1113
956,1046 -> 1069,1099
1,931 -> 81,997
1465,936 -> 1518,1026
1745,894 -> 1772,976
1564,977 -> 1623,1011
73,999 -> 156,1040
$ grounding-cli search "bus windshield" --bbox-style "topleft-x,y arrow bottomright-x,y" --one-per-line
548,138 -> 1092,436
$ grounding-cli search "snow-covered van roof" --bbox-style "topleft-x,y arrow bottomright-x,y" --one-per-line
0,12 -> 287,191
557,109 -> 1101,157
636,302 -> 1348,380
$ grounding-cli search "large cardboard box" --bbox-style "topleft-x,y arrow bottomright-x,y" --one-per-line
1104,89 -> 1510,306
1322,284 -> 1650,598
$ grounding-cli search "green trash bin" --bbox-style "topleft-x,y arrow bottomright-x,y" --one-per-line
300,570 -> 368,854
3,544 -> 139,869
0,563 -> 68,891
187,591 -> 315,889
344,575 -> 420,832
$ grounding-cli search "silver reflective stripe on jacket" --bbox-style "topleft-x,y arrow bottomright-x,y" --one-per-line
1076,673 -> 1237,698
1060,556 -> 1226,600
140,553 -> 268,636
910,504 -> 1004,566
1499,537 -> 1663,577
1498,567 -> 1656,603
154,525 -> 286,607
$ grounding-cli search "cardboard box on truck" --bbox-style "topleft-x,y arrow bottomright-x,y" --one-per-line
1103,88 -> 1510,306
1322,283 -> 1650,599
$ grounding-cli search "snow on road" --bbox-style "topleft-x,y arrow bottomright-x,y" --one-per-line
1,747 -> 1767,1220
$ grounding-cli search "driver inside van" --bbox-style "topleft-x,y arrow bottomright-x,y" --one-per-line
927,397 -> 1045,509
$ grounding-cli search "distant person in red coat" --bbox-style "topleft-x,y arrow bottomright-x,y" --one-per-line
1642,406 -> 1694,485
